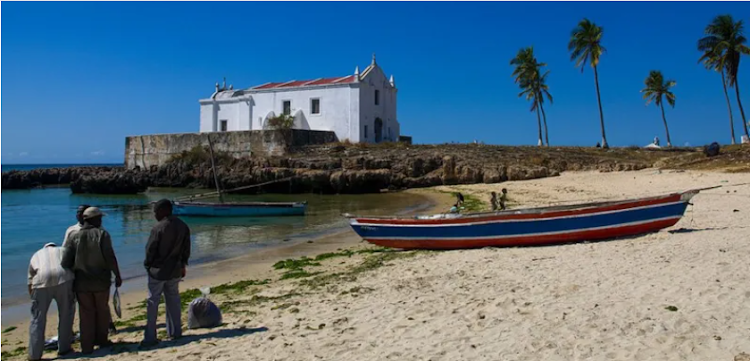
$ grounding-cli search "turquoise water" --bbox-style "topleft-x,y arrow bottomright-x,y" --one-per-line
1,186 -> 429,306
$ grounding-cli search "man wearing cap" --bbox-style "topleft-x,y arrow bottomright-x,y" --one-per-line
27,242 -> 75,360
141,199 -> 191,347
64,204 -> 118,336
61,207 -> 122,354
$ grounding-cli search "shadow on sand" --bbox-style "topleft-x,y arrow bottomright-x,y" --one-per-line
63,326 -> 268,359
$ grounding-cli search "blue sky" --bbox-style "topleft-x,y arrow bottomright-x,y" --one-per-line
2,2 -> 749,164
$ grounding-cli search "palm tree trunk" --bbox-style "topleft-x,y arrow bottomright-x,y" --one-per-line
721,70 -> 736,145
539,100 -> 550,146
660,102 -> 672,147
593,65 -> 608,148
535,99 -> 543,146
734,80 -> 749,139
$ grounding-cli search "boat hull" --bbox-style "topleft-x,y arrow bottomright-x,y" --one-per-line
173,201 -> 307,217
347,192 -> 696,250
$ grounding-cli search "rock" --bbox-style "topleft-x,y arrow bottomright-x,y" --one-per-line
441,156 -> 457,185
703,142 -> 720,157
735,353 -> 750,361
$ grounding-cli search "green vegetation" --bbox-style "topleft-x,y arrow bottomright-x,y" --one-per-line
168,145 -> 232,165
665,305 -> 679,312
641,70 -> 677,147
698,14 -> 750,144
2,326 -> 17,334
1,346 -> 26,358
568,18 -> 608,148
266,114 -> 295,130
511,47 -> 552,147
210,279 -> 270,294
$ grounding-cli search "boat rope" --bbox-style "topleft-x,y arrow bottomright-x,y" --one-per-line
174,176 -> 296,201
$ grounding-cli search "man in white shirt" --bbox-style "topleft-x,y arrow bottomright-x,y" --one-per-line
28,243 -> 76,360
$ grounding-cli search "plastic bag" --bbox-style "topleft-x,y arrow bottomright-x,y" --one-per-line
187,287 -> 222,329
113,288 -> 122,318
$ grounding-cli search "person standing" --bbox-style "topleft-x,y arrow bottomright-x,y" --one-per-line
498,188 -> 508,211
27,243 -> 76,360
141,199 -> 191,347
63,204 -> 118,335
61,207 -> 122,354
64,205 -> 90,245
490,192 -> 498,211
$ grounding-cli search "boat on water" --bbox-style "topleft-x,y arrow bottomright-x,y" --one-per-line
171,134 -> 307,218
345,188 -> 709,250
173,201 -> 307,217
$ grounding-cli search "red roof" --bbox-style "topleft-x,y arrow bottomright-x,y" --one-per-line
251,75 -> 356,90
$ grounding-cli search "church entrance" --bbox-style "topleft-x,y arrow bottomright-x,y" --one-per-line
374,118 -> 383,143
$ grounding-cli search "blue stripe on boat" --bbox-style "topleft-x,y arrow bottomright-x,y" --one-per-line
351,202 -> 687,239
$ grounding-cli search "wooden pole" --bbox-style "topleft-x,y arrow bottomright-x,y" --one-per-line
206,134 -> 225,203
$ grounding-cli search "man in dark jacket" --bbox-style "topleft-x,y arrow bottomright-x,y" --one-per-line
141,199 -> 191,347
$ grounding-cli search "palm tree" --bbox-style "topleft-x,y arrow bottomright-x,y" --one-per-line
533,70 -> 553,146
569,18 -> 608,148
510,47 -> 549,146
701,48 -> 737,144
641,71 -> 676,147
698,15 -> 750,141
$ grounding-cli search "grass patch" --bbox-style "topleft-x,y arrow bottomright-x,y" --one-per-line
211,279 -> 270,294
1,346 -> 26,358
300,250 -> 424,289
273,257 -> 322,270
279,269 -> 322,280
665,305 -> 679,312
2,326 -> 17,334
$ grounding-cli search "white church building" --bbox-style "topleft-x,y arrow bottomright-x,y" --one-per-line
199,55 -> 400,143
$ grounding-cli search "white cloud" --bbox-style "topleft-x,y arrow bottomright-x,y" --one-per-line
19,152 -> 29,157
91,151 -> 105,156
684,142 -> 691,147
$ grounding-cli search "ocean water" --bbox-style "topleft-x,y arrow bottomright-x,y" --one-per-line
1,184 -> 430,306
2,163 -> 123,172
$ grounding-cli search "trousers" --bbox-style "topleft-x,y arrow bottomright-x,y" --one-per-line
143,276 -> 182,342
28,282 -> 75,360
76,290 -> 110,353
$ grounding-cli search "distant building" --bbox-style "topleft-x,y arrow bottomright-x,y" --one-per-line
199,55 -> 400,143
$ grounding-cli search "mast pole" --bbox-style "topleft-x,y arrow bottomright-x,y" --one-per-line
206,134 -> 225,203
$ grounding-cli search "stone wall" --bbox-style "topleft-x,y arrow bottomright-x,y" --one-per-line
124,130 -> 337,169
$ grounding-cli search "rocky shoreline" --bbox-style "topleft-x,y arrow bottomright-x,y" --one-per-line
3,144 -> 745,194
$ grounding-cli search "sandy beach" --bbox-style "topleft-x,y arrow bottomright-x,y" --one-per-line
2,169 -> 749,361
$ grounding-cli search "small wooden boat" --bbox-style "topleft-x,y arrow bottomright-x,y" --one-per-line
172,135 -> 307,218
345,188 -> 709,250
173,201 -> 307,217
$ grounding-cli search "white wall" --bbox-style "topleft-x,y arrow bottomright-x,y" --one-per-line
358,65 -> 399,143
204,86 -> 356,142
200,103 -> 215,132
198,64 -> 400,143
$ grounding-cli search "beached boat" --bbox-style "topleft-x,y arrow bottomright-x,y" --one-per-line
345,188 -> 708,250
173,201 -> 307,217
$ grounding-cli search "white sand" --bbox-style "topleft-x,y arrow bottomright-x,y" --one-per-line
4,170 -> 749,361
